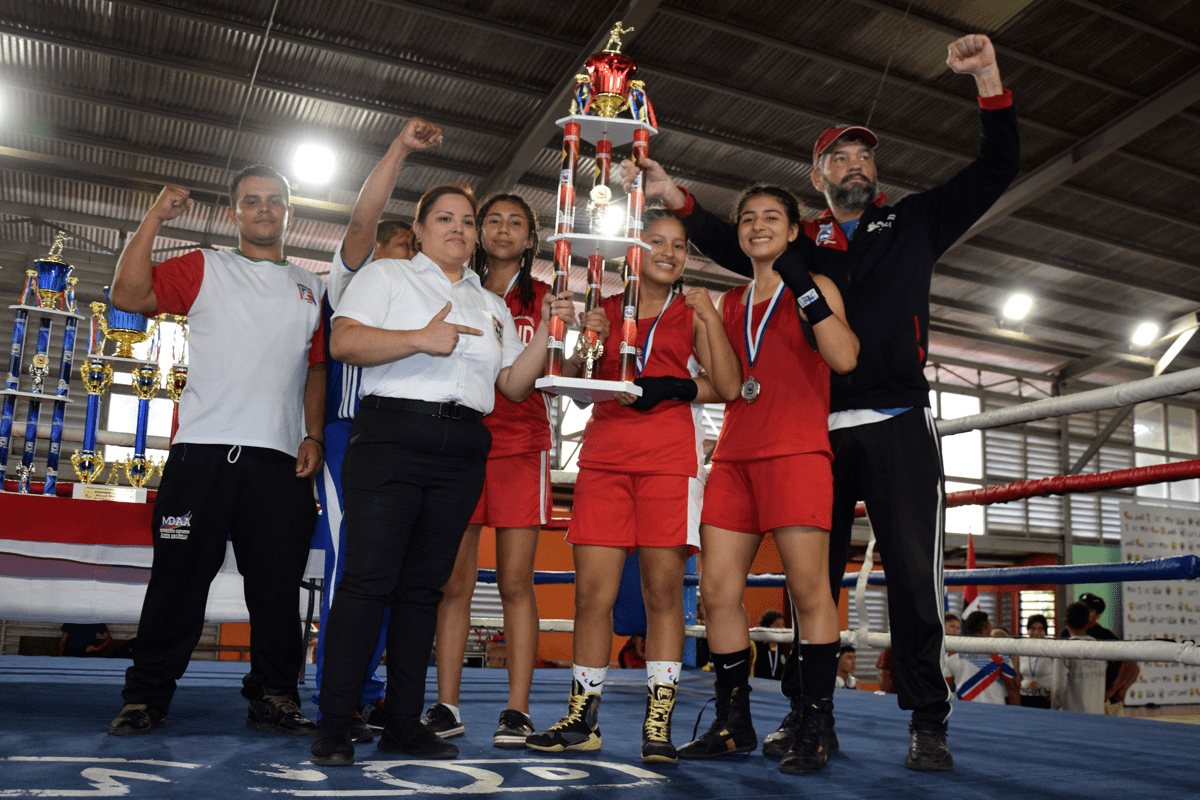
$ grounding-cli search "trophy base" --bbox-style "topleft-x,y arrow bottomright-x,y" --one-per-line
555,114 -> 657,147
545,233 -> 651,261
7,303 -> 86,321
72,483 -> 148,503
536,375 -> 642,404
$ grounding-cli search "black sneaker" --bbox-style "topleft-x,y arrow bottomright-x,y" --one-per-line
677,684 -> 756,759
762,706 -> 801,759
379,721 -> 459,759
641,683 -> 679,764
778,698 -> 836,774
526,682 -> 601,752
246,695 -> 318,736
493,709 -> 535,749
108,704 -> 165,736
905,720 -> 953,771
350,713 -> 374,744
359,700 -> 386,731
420,703 -> 465,739
310,732 -> 354,766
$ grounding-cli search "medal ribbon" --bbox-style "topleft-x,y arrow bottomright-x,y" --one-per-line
743,280 -> 786,373
635,289 -> 675,377
501,271 -> 520,301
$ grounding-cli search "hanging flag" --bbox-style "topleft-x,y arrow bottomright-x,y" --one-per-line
963,533 -> 981,617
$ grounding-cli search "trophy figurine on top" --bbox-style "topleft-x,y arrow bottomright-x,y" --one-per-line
534,21 -> 658,404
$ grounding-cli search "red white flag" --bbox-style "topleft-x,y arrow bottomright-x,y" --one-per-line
962,533 -> 981,617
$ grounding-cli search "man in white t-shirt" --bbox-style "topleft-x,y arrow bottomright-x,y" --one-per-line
1052,602 -> 1106,715
107,165 -> 326,738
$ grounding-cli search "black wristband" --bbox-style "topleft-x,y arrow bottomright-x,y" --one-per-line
630,375 -> 698,411
303,434 -> 325,450
773,250 -> 833,325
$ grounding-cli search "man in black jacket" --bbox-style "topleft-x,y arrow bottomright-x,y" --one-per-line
623,34 -> 1019,772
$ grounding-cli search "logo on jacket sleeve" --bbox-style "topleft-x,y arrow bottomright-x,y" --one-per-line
297,284 -> 317,306
160,511 -> 193,540
866,214 -> 897,234
816,223 -> 837,247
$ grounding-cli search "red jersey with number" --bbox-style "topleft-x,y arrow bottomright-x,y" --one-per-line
712,283 -> 831,463
484,279 -> 553,457
578,293 -> 702,476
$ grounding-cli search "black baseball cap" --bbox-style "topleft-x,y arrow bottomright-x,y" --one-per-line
1079,592 -> 1106,614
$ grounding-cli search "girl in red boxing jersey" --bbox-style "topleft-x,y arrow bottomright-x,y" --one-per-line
423,194 -> 606,749
676,186 -> 857,777
526,209 -> 741,764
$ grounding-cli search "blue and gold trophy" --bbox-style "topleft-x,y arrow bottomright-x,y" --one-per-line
0,233 -> 85,494
75,288 -> 164,499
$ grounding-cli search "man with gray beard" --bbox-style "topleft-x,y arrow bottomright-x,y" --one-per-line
625,34 -> 1020,772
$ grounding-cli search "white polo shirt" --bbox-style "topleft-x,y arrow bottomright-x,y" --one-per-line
333,252 -> 522,415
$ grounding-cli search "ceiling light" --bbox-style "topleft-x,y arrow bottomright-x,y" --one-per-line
596,205 -> 627,237
1002,293 -> 1032,321
293,144 -> 335,185
1132,322 -> 1159,347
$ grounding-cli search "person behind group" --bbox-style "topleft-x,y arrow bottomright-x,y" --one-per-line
60,623 -> 112,658
309,184 -> 579,767
622,34 -> 1018,772
1052,602 -> 1106,715
108,166 -> 326,737
836,646 -> 857,690
311,118 -> 438,744
421,193 -> 575,749
1020,614 -> 1052,708
526,209 -> 742,764
944,611 -> 1019,705
654,186 -> 857,776
753,610 -> 790,681
618,635 -> 649,670
945,613 -> 961,637
1060,592 -> 1140,716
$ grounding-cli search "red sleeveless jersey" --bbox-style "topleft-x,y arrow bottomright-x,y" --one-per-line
483,279 -> 553,457
578,293 -> 703,476
712,283 -> 832,463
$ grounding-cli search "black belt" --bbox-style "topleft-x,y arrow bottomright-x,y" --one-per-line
360,395 -> 484,423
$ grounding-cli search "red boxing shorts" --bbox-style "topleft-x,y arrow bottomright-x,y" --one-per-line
702,452 -> 833,534
470,449 -> 552,528
567,469 -> 702,553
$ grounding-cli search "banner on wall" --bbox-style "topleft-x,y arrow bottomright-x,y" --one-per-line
1119,501 -> 1200,706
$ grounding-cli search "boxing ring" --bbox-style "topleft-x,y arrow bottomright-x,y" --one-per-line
3,368 -> 1200,797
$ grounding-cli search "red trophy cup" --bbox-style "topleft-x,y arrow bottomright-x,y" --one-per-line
535,21 -> 658,403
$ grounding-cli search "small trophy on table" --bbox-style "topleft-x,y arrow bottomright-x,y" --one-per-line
0,233 -> 85,494
535,21 -> 658,403
73,288 -> 164,500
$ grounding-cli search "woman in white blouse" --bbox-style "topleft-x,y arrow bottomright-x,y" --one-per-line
311,185 -> 580,767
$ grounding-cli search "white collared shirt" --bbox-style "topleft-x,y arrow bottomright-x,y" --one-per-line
333,252 -> 522,414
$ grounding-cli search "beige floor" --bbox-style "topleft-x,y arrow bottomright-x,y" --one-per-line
1125,703 -> 1200,725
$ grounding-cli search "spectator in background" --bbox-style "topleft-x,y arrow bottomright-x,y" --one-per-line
944,613 -> 961,637
753,610 -> 789,681
1020,614 -> 1052,709
1052,602 -> 1106,715
1064,593 -> 1139,716
836,646 -> 857,689
60,623 -> 112,657
944,611 -> 1019,705
618,635 -> 648,670
877,649 -> 895,693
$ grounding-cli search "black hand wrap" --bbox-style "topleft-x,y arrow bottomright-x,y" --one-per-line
773,249 -> 833,325
630,375 -> 698,411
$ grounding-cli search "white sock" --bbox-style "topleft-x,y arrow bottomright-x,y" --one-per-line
440,703 -> 461,722
573,663 -> 608,697
646,661 -> 682,690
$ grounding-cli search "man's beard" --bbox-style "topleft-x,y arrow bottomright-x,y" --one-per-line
826,175 -> 876,211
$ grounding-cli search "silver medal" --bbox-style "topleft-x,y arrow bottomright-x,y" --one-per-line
741,376 -> 760,403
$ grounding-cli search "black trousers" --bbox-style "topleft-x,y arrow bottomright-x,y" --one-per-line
318,405 -> 490,727
122,443 -> 317,713
782,408 -> 953,725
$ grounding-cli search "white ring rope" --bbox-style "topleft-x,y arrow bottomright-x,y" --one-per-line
937,365 -> 1200,436
469,616 -> 1200,666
